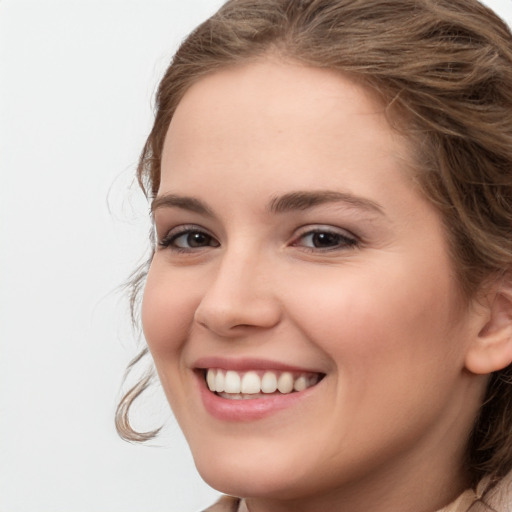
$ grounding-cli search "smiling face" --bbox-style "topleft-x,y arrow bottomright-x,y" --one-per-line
142,60 -> 488,511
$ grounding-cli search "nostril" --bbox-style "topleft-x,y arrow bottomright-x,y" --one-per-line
195,318 -> 208,329
193,267 -> 282,335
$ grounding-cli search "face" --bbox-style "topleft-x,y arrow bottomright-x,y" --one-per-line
142,60 -> 484,507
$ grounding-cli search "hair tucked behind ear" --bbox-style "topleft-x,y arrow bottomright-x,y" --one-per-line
118,0 -> 512,498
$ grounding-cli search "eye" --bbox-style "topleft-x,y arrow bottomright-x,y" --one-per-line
159,226 -> 220,251
291,227 -> 358,251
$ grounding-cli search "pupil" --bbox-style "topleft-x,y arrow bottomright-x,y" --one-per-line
188,232 -> 209,247
313,232 -> 338,247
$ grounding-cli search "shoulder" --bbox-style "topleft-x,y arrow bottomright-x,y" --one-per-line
437,471 -> 512,512
484,471 -> 512,511
201,495 -> 240,512
435,488 -> 479,512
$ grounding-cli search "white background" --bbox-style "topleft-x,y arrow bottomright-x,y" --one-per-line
1,1 -> 511,511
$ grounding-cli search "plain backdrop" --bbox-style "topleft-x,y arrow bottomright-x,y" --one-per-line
1,1 -> 511,511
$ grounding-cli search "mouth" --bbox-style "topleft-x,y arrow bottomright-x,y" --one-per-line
193,358 -> 326,420
202,368 -> 324,400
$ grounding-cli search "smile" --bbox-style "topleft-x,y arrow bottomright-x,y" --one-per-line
205,368 -> 322,399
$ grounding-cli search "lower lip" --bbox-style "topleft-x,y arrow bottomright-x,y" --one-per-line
196,373 -> 320,422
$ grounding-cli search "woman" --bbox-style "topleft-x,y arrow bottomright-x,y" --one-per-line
117,0 -> 512,510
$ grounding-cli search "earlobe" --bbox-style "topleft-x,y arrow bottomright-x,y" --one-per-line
465,278 -> 512,375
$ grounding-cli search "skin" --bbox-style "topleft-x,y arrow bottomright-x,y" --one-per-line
142,60 -> 492,512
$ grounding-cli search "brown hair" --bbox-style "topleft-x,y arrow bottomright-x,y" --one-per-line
116,0 -> 512,499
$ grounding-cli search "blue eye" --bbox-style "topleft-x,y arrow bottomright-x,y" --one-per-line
293,228 -> 358,251
159,227 -> 220,251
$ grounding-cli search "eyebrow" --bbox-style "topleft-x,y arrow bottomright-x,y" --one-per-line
151,190 -> 384,217
151,194 -> 215,217
268,191 -> 384,215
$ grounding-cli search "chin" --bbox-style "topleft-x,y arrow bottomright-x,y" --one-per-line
192,445 -> 310,499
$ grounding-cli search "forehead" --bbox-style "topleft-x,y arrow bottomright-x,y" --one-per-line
167,60 -> 397,142
160,59 -> 414,203
172,59 -> 385,121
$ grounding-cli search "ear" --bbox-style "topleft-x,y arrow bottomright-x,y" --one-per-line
465,277 -> 512,375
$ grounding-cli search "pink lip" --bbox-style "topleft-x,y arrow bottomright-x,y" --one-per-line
192,357 -> 324,422
193,356 -> 322,373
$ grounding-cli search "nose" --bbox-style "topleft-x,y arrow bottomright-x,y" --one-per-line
194,248 -> 282,337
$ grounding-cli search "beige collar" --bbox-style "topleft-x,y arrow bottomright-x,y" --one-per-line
435,488 -> 480,512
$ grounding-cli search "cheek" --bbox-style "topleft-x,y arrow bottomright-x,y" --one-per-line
279,263 -> 468,461
284,256 -> 463,381
141,263 -> 197,360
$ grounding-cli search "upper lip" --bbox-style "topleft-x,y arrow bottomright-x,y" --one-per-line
193,356 -> 324,374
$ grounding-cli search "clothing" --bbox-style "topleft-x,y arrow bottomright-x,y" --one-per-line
437,488 -> 480,512
202,472 -> 512,511
437,473 -> 512,512
202,496 -> 239,512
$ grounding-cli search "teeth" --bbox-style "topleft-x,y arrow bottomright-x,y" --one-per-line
214,370 -> 225,392
294,375 -> 307,392
277,372 -> 294,393
224,371 -> 241,393
241,371 -> 260,394
205,368 -> 320,396
206,369 -> 216,391
261,371 -> 277,393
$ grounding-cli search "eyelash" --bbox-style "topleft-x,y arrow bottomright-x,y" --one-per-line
291,226 -> 358,252
158,225 -> 359,253
158,225 -> 220,253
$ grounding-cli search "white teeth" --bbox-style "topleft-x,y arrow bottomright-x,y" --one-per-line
206,369 -> 216,391
205,368 -> 320,397
261,371 -> 277,393
277,372 -> 294,393
294,375 -> 307,392
224,370 -> 241,393
214,370 -> 225,392
241,371 -> 260,394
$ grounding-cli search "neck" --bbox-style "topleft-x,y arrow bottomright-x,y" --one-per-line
242,412 -> 475,512
242,465 -> 470,512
